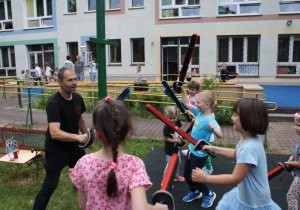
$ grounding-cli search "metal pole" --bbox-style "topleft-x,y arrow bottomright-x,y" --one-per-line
26,88 -> 33,128
96,0 -> 107,100
17,81 -> 22,108
2,77 -> 6,100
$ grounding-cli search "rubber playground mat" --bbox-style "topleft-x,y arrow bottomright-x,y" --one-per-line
261,85 -> 300,108
144,147 -> 292,209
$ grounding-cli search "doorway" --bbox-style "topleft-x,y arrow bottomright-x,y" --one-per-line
162,46 -> 178,81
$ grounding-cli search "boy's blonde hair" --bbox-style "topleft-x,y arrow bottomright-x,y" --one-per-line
164,106 -> 178,118
198,91 -> 215,108
212,100 -> 218,112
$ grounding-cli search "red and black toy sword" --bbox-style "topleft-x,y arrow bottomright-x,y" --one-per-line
146,104 -> 216,158
173,34 -> 198,94
152,153 -> 178,210
268,162 -> 291,181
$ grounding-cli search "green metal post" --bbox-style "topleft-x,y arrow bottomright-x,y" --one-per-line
96,0 -> 106,100
26,88 -> 33,128
17,81 -> 22,108
2,78 -> 6,100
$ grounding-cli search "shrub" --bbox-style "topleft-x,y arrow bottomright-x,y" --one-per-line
214,101 -> 234,125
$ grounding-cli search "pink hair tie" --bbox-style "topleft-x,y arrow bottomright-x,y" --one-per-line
295,113 -> 300,120
110,162 -> 117,169
105,96 -> 111,102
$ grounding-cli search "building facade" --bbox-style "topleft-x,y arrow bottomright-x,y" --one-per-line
0,0 -> 300,84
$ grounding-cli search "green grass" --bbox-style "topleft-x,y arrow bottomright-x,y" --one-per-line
0,138 -> 165,210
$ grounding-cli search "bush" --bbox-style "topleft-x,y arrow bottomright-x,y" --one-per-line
32,90 -> 56,109
214,101 -> 234,125
125,88 -> 169,118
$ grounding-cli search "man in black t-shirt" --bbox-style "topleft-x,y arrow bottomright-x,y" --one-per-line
33,67 -> 88,210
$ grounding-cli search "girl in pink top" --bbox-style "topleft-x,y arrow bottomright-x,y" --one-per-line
187,80 -> 200,106
69,97 -> 167,210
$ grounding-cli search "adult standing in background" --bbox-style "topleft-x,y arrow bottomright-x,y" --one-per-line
64,55 -> 74,71
33,67 -> 88,210
74,55 -> 85,82
89,58 -> 97,82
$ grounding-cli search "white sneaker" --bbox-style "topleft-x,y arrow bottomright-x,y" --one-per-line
202,166 -> 213,175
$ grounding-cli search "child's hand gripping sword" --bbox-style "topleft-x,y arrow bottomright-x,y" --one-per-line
146,104 -> 216,158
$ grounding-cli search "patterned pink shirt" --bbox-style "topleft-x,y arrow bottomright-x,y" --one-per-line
188,94 -> 197,106
69,153 -> 152,210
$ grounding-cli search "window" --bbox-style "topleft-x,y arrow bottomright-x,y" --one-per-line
218,0 -> 261,16
0,46 -> 16,77
160,0 -> 200,18
26,0 -> 53,28
0,0 -> 13,31
88,0 -> 96,11
218,35 -> 260,76
279,0 -> 300,13
106,0 -> 120,10
131,38 -> 144,64
67,0 -> 76,13
161,36 -> 200,81
277,35 -> 300,76
27,44 -> 54,70
131,0 -> 144,8
109,39 -> 121,64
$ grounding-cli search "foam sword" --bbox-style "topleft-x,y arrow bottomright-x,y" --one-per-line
146,104 -> 216,158
173,34 -> 198,94
152,153 -> 178,210
162,80 -> 192,122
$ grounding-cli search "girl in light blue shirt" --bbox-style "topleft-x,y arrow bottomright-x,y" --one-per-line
191,98 -> 281,210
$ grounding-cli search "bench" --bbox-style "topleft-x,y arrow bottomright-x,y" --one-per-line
0,125 -> 46,178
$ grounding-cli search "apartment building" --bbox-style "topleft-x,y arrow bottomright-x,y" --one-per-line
0,0 -> 299,84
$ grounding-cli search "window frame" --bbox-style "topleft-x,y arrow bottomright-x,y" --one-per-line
160,0 -> 200,19
0,0 -> 13,31
279,0 -> 300,14
67,0 -> 77,14
106,0 -> 121,11
26,0 -> 53,29
130,0 -> 144,9
217,0 -> 261,17
131,38 -> 145,65
108,39 -> 122,65
277,34 -> 300,77
0,46 -> 16,77
217,35 -> 260,77
87,0 -> 96,11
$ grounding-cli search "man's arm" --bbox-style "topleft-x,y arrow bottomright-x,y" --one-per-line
78,114 -> 87,134
49,121 -> 88,144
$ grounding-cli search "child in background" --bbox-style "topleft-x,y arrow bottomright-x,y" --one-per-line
54,67 -> 58,78
44,62 -> 52,82
162,106 -> 185,188
69,97 -> 167,210
180,86 -> 223,208
191,98 -> 280,210
202,100 -> 218,175
187,81 -> 200,106
49,70 -> 57,82
20,70 -> 26,80
285,111 -> 300,209
137,64 -> 142,81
